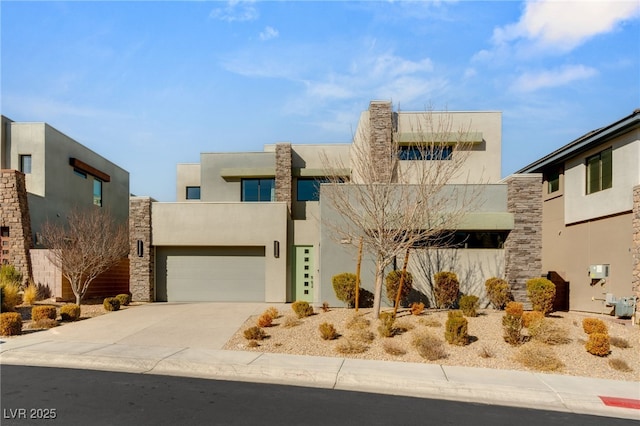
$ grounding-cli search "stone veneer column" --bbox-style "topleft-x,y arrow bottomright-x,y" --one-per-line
0,169 -> 32,283
632,185 -> 640,314
368,101 -> 394,183
129,196 -> 155,302
275,143 -> 292,210
503,174 -> 543,308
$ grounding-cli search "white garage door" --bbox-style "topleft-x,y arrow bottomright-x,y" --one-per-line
156,246 -> 265,302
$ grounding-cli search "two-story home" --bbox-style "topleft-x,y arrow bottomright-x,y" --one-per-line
517,109 -> 640,313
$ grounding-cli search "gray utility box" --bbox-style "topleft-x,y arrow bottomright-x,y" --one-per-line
605,294 -> 637,318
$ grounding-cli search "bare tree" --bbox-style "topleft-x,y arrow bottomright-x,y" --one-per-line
321,104 -> 483,317
40,207 -> 129,308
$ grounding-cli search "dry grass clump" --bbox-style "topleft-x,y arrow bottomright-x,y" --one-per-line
335,339 -> 368,354
281,315 -> 301,328
412,331 -> 447,361
410,302 -> 425,316
31,318 -> 59,329
528,318 -> 571,345
393,319 -> 414,333
383,341 -> 407,356
609,336 -> 631,349
349,328 -> 375,344
378,312 -> 396,338
243,326 -> 267,341
257,312 -> 274,328
319,322 -> 339,340
478,344 -> 495,359
608,358 -> 633,372
23,282 -> 39,306
516,343 -> 563,371
419,317 -> 442,328
265,307 -> 280,320
247,340 -> 260,348
345,313 -> 370,330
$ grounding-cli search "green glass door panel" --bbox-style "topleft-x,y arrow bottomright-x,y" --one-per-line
294,246 -> 314,302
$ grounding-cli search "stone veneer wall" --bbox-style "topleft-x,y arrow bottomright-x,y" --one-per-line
129,196 -> 155,302
275,143 -> 292,210
0,169 -> 32,283
503,174 -> 543,308
368,101 -> 394,183
633,185 -> 640,314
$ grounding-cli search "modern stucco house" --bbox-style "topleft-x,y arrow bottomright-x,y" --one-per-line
130,101 -> 542,307
1,115 -> 130,298
517,109 -> 640,313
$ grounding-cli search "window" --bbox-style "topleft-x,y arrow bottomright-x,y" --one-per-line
545,166 -> 562,194
398,145 -> 452,160
414,231 -> 508,249
19,155 -> 32,174
241,178 -> 275,202
74,169 -> 87,178
186,186 -> 201,200
297,178 -> 329,201
93,178 -> 102,207
586,148 -> 612,194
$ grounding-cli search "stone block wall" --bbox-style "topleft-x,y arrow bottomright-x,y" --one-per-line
368,101 -> 394,183
633,185 -> 640,314
0,169 -> 32,283
275,143 -> 292,210
503,174 -> 543,308
129,196 -> 155,302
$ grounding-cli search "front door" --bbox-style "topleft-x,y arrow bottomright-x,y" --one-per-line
294,246 -> 314,302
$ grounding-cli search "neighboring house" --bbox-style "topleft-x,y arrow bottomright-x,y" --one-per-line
1,116 -> 130,299
517,109 -> 640,313
130,101 -> 542,307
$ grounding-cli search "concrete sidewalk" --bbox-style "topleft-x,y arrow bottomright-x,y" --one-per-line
1,303 -> 638,420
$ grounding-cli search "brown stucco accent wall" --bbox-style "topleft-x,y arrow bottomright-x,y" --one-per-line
0,169 -> 32,283
129,196 -> 154,302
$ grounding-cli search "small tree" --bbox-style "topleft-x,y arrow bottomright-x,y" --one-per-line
40,207 -> 128,308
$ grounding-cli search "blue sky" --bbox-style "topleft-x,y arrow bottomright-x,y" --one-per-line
2,1 -> 639,202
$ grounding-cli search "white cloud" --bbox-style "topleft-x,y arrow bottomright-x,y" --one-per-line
209,1 -> 258,23
494,0 -> 640,52
259,26 -> 279,41
510,64 -> 598,92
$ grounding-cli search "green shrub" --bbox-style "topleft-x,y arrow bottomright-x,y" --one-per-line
332,273 -> 357,307
459,295 -> 479,317
243,326 -> 266,340
377,312 -> 396,338
115,294 -> 131,306
60,304 -> 81,322
582,318 -> 607,335
412,331 -> 447,361
0,281 -> 21,312
385,270 -> 413,306
291,301 -> 313,318
103,297 -> 120,312
502,302 -> 524,346
0,264 -> 23,286
31,305 -> 57,322
526,278 -> 556,315
485,277 -> 512,310
0,312 -> 22,336
433,271 -> 459,309
445,310 -> 469,346
319,322 -> 338,340
586,333 -> 610,356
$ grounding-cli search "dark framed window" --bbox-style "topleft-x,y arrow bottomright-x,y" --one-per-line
93,178 -> 102,207
19,155 -> 32,174
586,148 -> 612,194
398,145 -> 452,160
242,178 -> 275,202
186,186 -> 201,200
297,178 -> 329,201
413,231 -> 508,249
545,166 -> 562,194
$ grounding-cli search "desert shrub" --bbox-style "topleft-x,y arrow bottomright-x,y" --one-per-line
257,312 -> 273,328
459,295 -> 479,317
503,302 -> 524,346
412,331 -> 447,361
103,297 -> 120,312
23,282 -> 39,306
0,312 -> 22,336
350,328 -> 375,344
246,340 -> 259,348
319,322 -> 338,340
610,336 -> 631,349
410,302 -> 424,316
281,315 -> 301,328
321,302 -> 330,313
0,264 -> 22,286
528,318 -> 571,345
291,301 -> 313,318
377,312 -> 396,338
526,278 -> 556,315
385,270 -> 413,306
115,294 -> 131,306
609,358 -> 633,372
522,311 -> 544,328
32,318 -> 59,329
335,339 -> 368,354
265,306 -> 279,319
485,277 -> 511,310
383,341 -> 406,356
582,318 -> 607,335
433,271 -> 459,309
0,281 -> 21,312
478,344 -> 495,359
393,319 -> 414,333
444,310 -> 469,346
585,333 -> 610,356
332,273 -> 358,307
243,326 -> 267,340
60,304 -> 81,322
32,305 -> 57,322
346,314 -> 370,330
420,317 -> 442,328
516,343 -> 564,371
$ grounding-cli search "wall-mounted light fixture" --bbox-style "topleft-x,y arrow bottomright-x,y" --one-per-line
137,240 -> 144,257
273,241 -> 280,258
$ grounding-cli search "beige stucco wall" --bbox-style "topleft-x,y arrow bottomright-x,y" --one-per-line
151,202 -> 289,302
176,163 -> 201,201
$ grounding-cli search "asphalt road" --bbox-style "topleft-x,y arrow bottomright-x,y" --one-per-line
0,365 -> 636,426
